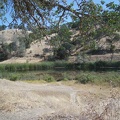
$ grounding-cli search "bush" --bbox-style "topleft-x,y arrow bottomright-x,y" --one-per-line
62,72 -> 69,81
55,46 -> 69,60
43,74 -> 55,82
94,61 -> 120,71
76,73 -> 94,84
9,74 -> 19,81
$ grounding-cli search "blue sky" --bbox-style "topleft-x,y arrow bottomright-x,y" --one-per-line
93,0 -> 119,4
0,0 -> 119,26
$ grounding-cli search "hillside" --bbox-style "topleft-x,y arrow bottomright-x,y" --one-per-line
0,29 -> 31,44
0,29 -> 120,63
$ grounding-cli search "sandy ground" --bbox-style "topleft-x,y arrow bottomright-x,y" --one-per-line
0,57 -> 42,64
0,79 -> 120,120
0,53 -> 120,64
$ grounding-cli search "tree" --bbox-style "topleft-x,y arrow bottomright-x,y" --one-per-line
0,25 -> 6,31
50,25 -> 74,59
0,1 -> 114,27
0,43 -> 10,61
1,0 -> 120,60
1,0 -> 120,34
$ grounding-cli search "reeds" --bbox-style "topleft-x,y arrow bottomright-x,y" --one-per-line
0,61 -> 120,72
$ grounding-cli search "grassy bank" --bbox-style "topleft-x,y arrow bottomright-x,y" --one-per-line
0,71 -> 120,87
0,61 -> 120,87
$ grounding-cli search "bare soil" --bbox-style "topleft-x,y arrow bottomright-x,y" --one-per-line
0,79 -> 119,120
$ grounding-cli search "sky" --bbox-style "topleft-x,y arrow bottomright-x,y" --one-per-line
0,0 -> 119,27
93,0 -> 119,4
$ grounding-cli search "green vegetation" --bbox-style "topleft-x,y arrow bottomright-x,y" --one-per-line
0,0 -> 120,61
9,74 -> 19,81
76,73 -> 94,84
15,0 -> 120,60
0,61 -> 120,72
0,43 -> 10,61
0,70 -> 119,87
43,74 -> 55,82
0,61 -> 119,86
0,0 -> 120,87
50,25 -> 74,59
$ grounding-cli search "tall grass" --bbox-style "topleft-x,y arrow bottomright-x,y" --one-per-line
0,60 -> 120,86
0,61 -> 120,72
0,62 -> 54,72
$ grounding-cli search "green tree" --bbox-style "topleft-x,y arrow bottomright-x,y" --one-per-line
0,25 -> 6,31
50,25 -> 74,59
0,43 -> 10,61
1,0 -> 120,60
1,0 -> 120,31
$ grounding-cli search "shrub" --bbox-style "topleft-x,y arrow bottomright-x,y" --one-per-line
76,73 -> 94,84
62,72 -> 75,81
9,74 -> 19,81
43,74 -> 55,82
62,72 -> 69,81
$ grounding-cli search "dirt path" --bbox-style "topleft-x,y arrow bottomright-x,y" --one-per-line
0,79 -> 120,120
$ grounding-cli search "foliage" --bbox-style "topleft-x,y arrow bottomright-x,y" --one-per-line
0,43 -> 10,61
0,0 -> 120,60
76,73 -> 94,84
50,25 -> 72,46
0,25 -> 6,31
43,74 -> 55,82
1,0 -> 120,34
50,25 -> 74,59
29,28 -> 44,40
9,74 -> 19,81
0,61 -> 120,73
0,70 -> 119,87
0,51 -> 8,61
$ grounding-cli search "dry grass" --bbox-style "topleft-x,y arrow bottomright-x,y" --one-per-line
0,79 -> 119,120
24,80 -> 47,84
0,29 -> 120,64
